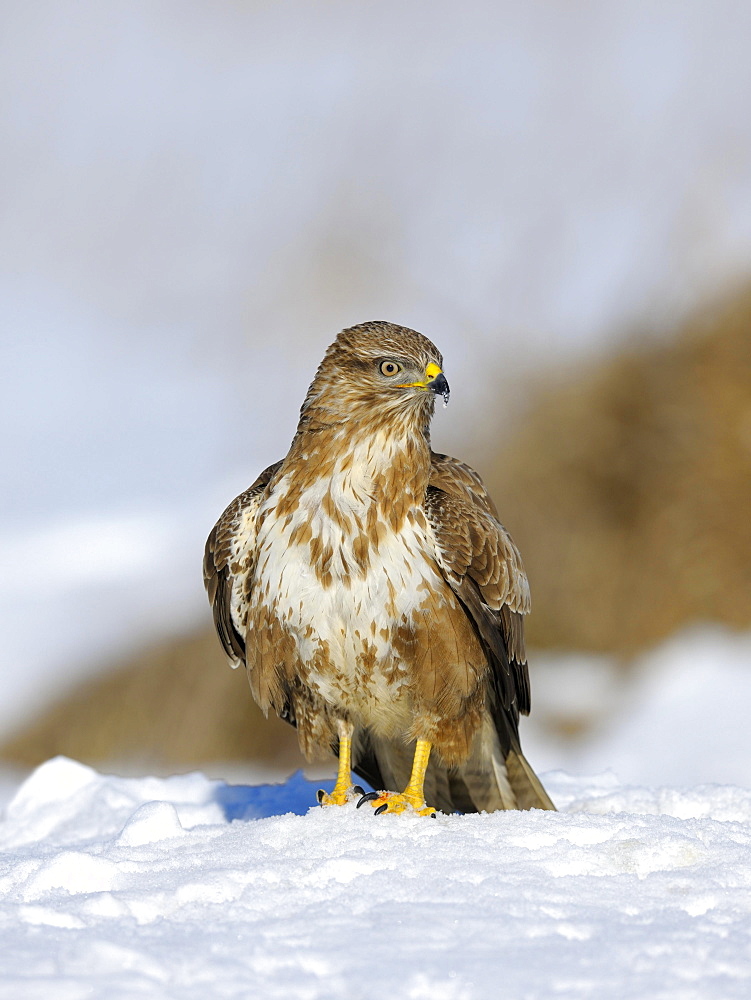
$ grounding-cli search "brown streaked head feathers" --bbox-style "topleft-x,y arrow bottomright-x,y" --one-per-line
298,321 -> 445,428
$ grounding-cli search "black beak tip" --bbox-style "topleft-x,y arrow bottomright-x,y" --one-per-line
428,372 -> 450,405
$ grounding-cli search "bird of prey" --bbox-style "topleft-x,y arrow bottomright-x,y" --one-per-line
204,321 -> 554,815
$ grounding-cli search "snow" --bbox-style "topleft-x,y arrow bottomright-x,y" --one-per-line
0,506 -> 210,735
525,626 -> 751,788
1,758 -> 750,999
2,625 -> 749,998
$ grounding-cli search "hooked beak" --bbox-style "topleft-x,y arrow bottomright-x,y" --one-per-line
426,370 -> 450,406
424,362 -> 450,407
395,361 -> 451,406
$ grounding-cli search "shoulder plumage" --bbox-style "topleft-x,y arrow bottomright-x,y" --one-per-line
427,453 -> 529,614
429,451 -> 499,518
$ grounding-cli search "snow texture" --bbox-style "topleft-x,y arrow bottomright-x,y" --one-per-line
1,757 -> 750,999
525,626 -> 751,788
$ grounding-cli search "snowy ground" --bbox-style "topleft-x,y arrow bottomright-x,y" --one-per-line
524,626 -> 751,789
1,757 -> 750,999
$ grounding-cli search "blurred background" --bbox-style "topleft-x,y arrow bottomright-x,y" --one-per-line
2,0 -> 751,790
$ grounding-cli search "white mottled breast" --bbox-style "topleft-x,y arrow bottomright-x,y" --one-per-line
251,441 -> 447,725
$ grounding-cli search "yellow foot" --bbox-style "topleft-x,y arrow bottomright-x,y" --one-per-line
356,790 -> 437,817
316,784 -> 365,807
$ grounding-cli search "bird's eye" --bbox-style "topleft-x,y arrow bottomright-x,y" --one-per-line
379,360 -> 402,377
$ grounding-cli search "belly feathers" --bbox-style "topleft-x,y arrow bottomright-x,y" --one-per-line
251,496 -> 449,723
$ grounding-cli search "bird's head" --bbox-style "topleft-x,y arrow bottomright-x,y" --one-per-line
300,321 -> 450,430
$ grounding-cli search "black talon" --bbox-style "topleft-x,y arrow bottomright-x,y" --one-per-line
373,803 -> 389,816
356,791 -> 380,809
352,785 -> 365,796
430,812 -> 437,818
316,789 -> 326,804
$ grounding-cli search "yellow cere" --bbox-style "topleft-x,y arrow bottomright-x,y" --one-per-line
395,362 -> 443,389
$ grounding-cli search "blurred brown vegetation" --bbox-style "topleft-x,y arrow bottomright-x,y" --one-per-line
487,284 -> 751,654
3,285 -> 751,769
1,631 -> 305,774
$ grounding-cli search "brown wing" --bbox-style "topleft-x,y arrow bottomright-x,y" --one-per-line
429,450 -> 500,518
425,455 -> 531,725
203,461 -> 282,668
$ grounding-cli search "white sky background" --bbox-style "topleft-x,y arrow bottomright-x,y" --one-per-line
2,1 -> 751,737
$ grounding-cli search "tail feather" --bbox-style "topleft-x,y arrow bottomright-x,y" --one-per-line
458,732 -> 555,812
503,748 -> 556,811
353,725 -> 555,814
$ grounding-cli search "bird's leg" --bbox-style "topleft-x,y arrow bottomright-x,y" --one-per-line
317,720 -> 363,806
357,739 -> 437,817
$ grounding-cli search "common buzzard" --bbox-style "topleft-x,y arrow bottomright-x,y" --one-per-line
204,322 -> 554,815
